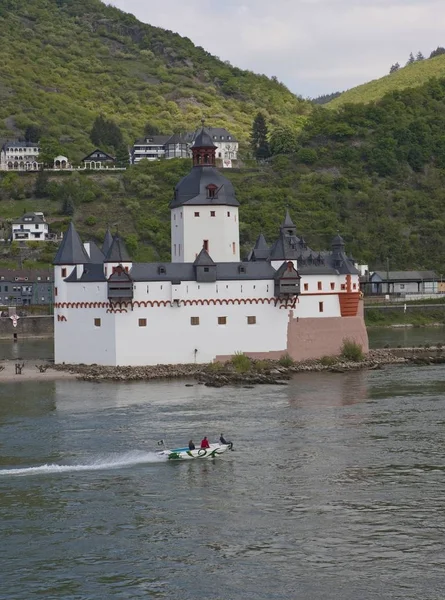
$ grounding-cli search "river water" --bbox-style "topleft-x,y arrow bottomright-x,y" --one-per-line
1,363 -> 445,599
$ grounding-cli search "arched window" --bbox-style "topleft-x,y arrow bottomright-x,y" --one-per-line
206,184 -> 217,199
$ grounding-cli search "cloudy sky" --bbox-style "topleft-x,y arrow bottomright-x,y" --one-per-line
107,0 -> 445,97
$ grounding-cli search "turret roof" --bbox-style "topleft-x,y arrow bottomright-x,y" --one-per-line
104,235 -> 131,263
102,228 -> 113,256
86,240 -> 105,263
193,248 -> 216,266
53,222 -> 90,265
170,166 -> 239,209
192,127 -> 217,149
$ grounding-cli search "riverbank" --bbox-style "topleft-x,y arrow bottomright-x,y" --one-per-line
3,347 -> 445,386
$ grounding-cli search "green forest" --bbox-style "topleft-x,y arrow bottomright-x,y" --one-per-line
2,0 -> 445,274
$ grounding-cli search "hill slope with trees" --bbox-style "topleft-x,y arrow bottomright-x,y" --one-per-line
328,52 -> 445,108
0,0 -> 309,160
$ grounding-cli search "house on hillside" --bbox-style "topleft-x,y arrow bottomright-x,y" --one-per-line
365,270 -> 438,295
0,269 -> 53,307
131,127 -> 238,167
11,212 -> 58,242
81,149 -> 115,169
131,136 -> 171,163
0,141 -> 42,171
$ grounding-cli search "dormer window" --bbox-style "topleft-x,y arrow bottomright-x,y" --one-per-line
158,266 -> 166,275
206,184 -> 218,199
238,265 -> 246,274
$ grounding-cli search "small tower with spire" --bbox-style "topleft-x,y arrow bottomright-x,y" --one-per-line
169,123 -> 240,263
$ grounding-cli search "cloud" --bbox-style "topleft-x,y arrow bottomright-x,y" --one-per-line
106,0 -> 445,96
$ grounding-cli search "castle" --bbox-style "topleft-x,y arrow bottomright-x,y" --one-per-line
53,127 -> 368,366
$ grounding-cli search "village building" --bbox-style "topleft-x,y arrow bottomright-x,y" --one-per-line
11,212 -> 56,242
131,136 -> 171,163
0,269 -> 53,307
81,149 -> 115,169
0,141 -> 42,171
54,127 -> 368,366
364,270 -> 438,296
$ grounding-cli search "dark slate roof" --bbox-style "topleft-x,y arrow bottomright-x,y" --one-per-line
134,136 -> 171,146
104,235 -> 131,263
86,240 -> 105,263
12,212 -> 46,225
3,141 -> 39,150
81,149 -> 115,162
247,234 -> 269,261
371,270 -> 437,282
0,268 -> 53,282
332,234 -> 345,247
65,263 -> 107,282
194,248 -> 216,266
102,229 -> 113,256
130,261 -> 277,282
53,223 -> 91,265
192,127 -> 217,148
170,166 -> 240,209
165,133 -> 189,145
281,209 -> 295,230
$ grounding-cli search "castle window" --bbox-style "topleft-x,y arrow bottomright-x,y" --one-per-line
94,318 -> 101,327
204,267 -> 209,273
61,268 -> 67,277
330,282 -> 335,290
158,266 -> 166,275
203,240 -> 209,252
55,287 -> 58,297
232,242 -> 236,255
304,283 -> 308,291
206,184 -> 217,199
319,302 -> 324,313
227,211 -> 231,217
238,265 -> 246,274
174,244 -> 176,256
247,316 -> 256,325
139,319 -> 147,327
341,284 -> 346,290
194,212 -> 200,217
210,211 -> 216,217
190,317 -> 200,326
353,283 -> 357,290
218,317 -> 227,325
318,281 -> 322,290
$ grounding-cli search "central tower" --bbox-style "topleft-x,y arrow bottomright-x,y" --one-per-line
169,126 -> 240,263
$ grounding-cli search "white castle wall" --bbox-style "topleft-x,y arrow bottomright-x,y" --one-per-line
171,205 -> 240,262
54,271 -> 361,366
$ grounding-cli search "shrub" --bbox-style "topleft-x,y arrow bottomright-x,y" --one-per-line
320,355 -> 338,367
253,359 -> 270,372
340,338 -> 364,362
278,353 -> 294,367
206,361 -> 224,372
85,216 -> 97,226
231,352 -> 251,373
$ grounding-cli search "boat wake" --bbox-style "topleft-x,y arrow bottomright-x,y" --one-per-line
0,451 -> 166,477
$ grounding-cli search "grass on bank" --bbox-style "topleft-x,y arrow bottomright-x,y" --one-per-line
365,308 -> 445,327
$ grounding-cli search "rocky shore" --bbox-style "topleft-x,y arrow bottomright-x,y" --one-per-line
48,347 -> 445,387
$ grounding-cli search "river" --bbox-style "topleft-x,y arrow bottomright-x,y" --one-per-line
1,362 -> 445,598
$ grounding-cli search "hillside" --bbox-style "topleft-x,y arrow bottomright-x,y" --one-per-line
328,54 -> 445,108
0,0 -> 309,160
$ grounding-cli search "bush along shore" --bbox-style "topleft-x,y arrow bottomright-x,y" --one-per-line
50,343 -> 445,388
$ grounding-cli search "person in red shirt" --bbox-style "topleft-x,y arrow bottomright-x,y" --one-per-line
200,436 -> 210,449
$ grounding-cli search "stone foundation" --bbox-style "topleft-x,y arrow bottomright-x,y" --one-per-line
0,316 -> 54,340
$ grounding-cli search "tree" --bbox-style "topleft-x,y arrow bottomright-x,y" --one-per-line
39,138 -> 64,167
416,51 -> 424,61
250,113 -> 270,159
90,115 -> 124,151
34,170 -> 49,198
144,122 -> 160,136
61,196 -> 74,216
430,47 -> 445,59
25,124 -> 42,143
406,52 -> 415,65
115,145 -> 129,168
269,126 -> 299,155
389,63 -> 400,74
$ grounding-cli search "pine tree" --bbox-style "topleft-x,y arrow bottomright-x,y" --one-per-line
62,196 -> 74,216
389,63 -> 400,74
90,115 -> 124,151
250,113 -> 270,159
416,51 -> 425,61
34,170 -> 49,198
25,125 -> 41,143
115,145 -> 129,167
407,52 -> 415,65
430,47 -> 445,58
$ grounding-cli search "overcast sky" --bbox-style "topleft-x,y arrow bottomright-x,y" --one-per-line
107,0 -> 445,97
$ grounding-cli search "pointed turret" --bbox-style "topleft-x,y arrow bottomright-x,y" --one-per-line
102,228 -> 113,256
54,222 -> 90,265
104,235 -> 131,263
248,233 -> 269,261
281,209 -> 297,235
191,126 -> 217,167
84,240 -> 105,263
331,233 -> 345,251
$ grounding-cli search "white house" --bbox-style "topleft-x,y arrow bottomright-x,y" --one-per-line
0,141 -> 41,171
12,212 -> 51,242
131,136 -> 171,163
53,127 -> 368,366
